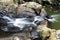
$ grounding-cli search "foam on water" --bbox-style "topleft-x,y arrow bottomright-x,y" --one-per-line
2,16 -> 13,22
51,14 -> 60,18
1,14 -> 60,31
34,16 -> 44,22
2,16 -> 45,31
13,18 -> 37,29
49,14 -> 60,22
47,18 -> 56,22
2,15 -> 57,28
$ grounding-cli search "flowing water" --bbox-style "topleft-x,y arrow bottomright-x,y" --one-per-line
49,14 -> 60,29
1,8 -> 60,32
45,6 -> 60,30
0,6 -> 60,39
0,14 -> 46,38
1,15 -> 45,32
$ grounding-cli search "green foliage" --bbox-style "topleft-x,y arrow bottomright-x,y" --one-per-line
13,0 -> 19,3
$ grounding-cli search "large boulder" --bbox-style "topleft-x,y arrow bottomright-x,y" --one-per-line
37,22 -> 60,40
55,30 -> 60,40
16,6 -> 36,18
0,0 -> 14,4
20,2 -> 42,15
20,2 -> 42,9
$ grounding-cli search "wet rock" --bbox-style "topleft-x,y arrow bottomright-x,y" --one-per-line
40,8 -> 47,18
31,31 -> 38,39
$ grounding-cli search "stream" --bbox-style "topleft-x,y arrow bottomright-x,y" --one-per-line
48,14 -> 60,30
45,6 -> 60,30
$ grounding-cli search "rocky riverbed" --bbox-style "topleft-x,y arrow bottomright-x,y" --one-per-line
0,0 -> 60,40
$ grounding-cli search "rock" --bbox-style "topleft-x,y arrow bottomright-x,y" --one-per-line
20,2 -> 42,15
13,36 -> 20,40
0,1 -> 60,40
56,30 -> 60,40
16,6 -> 36,18
40,8 -> 47,17
14,0 -> 25,4
4,4 -> 18,14
36,21 -> 50,40
0,2 -> 18,14
38,24 -> 60,40
20,2 -> 42,9
48,29 -> 56,40
31,31 -> 38,39
36,21 -> 57,40
0,2 -> 45,18
0,0 -> 14,4
0,2 -> 36,18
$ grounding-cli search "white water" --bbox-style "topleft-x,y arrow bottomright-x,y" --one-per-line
12,18 -> 37,29
1,14 -> 59,31
34,16 -> 44,22
51,14 -> 60,18
2,15 -> 45,30
47,18 -> 56,22
2,16 -> 14,22
48,14 -> 60,22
